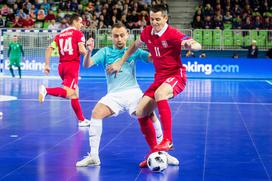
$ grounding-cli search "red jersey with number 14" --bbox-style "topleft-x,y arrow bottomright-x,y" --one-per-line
140,25 -> 189,80
54,27 -> 85,63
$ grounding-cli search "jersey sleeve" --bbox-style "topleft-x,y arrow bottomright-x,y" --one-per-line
77,31 -> 85,44
175,29 -> 191,44
135,49 -> 149,63
92,47 -> 106,65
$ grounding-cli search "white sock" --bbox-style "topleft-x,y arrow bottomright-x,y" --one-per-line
89,118 -> 102,158
153,119 -> 163,144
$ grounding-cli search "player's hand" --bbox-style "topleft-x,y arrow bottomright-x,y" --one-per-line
86,38 -> 94,52
44,64 -> 50,75
182,39 -> 193,50
184,42 -> 192,49
106,60 -> 122,78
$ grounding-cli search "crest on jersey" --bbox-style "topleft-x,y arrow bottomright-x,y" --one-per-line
161,40 -> 168,48
148,40 -> 152,44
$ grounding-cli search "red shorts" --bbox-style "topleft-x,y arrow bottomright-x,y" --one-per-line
144,67 -> 187,99
58,62 -> 79,90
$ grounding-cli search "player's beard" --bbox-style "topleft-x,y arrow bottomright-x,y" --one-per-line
117,42 -> 125,49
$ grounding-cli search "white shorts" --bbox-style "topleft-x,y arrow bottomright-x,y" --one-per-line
98,88 -> 143,117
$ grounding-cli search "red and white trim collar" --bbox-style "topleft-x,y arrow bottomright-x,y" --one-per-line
151,23 -> 168,37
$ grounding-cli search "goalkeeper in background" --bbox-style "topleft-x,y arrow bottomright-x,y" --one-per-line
8,35 -> 24,78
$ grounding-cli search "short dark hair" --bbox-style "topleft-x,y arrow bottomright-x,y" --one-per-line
150,4 -> 168,15
69,14 -> 81,25
112,22 -> 127,30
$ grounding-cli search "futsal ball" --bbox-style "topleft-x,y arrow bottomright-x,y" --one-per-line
147,151 -> 168,172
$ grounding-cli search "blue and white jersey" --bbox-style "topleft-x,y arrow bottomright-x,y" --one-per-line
92,46 -> 149,93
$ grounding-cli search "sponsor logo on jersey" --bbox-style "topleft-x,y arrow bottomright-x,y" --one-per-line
81,36 -> 85,43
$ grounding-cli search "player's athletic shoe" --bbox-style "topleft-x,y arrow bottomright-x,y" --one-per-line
78,119 -> 90,127
76,153 -> 100,167
139,152 -> 179,168
153,138 -> 173,151
139,159 -> 148,168
38,84 -> 47,103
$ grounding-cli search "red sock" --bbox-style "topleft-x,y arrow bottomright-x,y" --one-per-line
71,99 -> 85,121
138,116 -> 157,149
157,100 -> 172,141
46,87 -> 67,98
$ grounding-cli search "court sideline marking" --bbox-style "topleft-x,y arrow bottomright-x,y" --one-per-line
99,120 -> 135,152
202,103 -> 210,181
15,98 -> 272,106
266,80 -> 272,86
235,103 -> 272,181
227,84 -> 272,181
0,131 -> 79,180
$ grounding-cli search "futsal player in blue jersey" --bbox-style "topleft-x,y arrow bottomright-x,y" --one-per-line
76,23 -> 179,167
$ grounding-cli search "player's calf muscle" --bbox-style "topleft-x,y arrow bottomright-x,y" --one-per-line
135,107 -> 152,118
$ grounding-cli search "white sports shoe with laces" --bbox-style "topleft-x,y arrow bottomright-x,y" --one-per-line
76,153 -> 101,167
38,84 -> 47,103
78,119 -> 90,127
165,152 -> 179,165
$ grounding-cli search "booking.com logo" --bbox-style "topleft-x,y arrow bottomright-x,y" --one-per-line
183,61 -> 239,75
2,59 -> 59,71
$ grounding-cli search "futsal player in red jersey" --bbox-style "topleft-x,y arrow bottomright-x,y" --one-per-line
107,5 -> 201,167
39,14 -> 90,127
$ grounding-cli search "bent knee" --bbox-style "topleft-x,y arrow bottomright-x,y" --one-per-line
135,109 -> 148,118
92,109 -> 105,119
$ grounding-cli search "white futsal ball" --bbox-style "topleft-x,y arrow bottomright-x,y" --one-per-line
147,151 -> 168,172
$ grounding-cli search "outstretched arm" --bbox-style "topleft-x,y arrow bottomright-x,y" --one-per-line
83,38 -> 95,68
44,45 -> 53,75
147,53 -> 153,62
78,42 -> 88,63
106,38 -> 144,75
181,39 -> 202,51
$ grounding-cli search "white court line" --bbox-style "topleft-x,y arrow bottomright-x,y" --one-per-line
0,75 -> 60,79
235,102 -> 272,181
266,80 -> 272,86
0,131 -> 79,180
0,95 -> 17,102
16,98 -> 272,106
202,103 -> 210,181
99,120 -> 134,152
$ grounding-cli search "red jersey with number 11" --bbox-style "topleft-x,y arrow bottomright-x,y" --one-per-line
54,27 -> 85,63
140,25 -> 190,80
